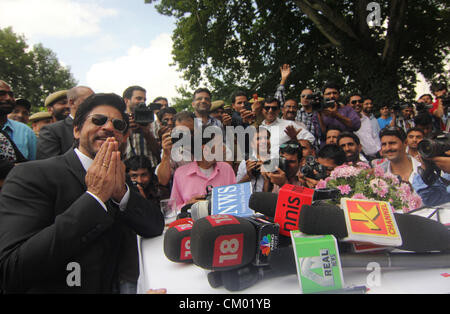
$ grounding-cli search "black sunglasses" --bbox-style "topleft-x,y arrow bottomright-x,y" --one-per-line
0,90 -> 14,98
263,106 -> 279,112
88,114 -> 127,132
351,99 -> 363,105
280,143 -> 299,149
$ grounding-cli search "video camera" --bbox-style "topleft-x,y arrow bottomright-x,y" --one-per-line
250,157 -> 288,177
305,92 -> 336,112
414,101 -> 433,113
133,102 -> 159,125
417,133 -> 450,186
418,133 -> 450,159
300,156 -> 328,180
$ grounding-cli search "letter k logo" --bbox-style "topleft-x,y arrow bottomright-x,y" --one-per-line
350,204 -> 381,231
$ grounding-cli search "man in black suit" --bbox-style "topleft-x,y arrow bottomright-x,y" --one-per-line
37,86 -> 94,159
0,93 -> 165,293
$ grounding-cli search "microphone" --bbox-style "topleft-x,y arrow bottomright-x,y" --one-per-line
210,245 -> 450,291
190,200 -> 210,221
190,214 -> 280,271
163,223 -> 194,263
248,185 -> 338,236
299,204 -> 450,253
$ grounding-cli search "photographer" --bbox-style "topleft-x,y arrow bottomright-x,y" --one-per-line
412,133 -> 450,206
394,103 -> 415,132
298,144 -> 346,188
125,155 -> 170,203
123,86 -> 160,167
236,127 -> 273,192
430,82 -> 448,132
268,141 -> 304,193
312,83 -> 361,146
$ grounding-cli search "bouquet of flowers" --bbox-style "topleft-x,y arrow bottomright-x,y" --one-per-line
315,162 -> 423,213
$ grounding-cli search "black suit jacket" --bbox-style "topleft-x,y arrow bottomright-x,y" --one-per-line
0,149 -> 164,293
37,116 -> 74,160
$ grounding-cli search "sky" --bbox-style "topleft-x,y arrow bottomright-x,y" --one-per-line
0,0 -> 434,104
0,0 -> 187,103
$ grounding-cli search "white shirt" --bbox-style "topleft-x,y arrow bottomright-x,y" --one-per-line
355,114 -> 381,156
261,118 -> 315,157
385,156 -> 421,186
74,148 -> 130,212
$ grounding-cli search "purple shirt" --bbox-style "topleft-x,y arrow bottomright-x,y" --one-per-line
312,105 -> 361,141
170,161 -> 237,210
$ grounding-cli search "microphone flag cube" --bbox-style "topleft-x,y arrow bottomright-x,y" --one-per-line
340,198 -> 402,247
211,182 -> 254,217
274,184 -> 315,236
290,231 -> 345,294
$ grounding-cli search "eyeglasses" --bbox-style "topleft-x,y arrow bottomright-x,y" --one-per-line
280,143 -> 299,149
0,90 -> 14,98
263,106 -> 279,112
351,99 -> 363,105
88,114 -> 127,132
194,96 -> 211,102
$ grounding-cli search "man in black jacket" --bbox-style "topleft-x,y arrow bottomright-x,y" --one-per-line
0,93 -> 164,293
37,86 -> 94,159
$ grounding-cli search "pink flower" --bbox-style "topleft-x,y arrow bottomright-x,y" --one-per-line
356,162 -> 371,169
352,193 -> 368,200
330,165 -> 362,179
374,166 -> 385,177
337,184 -> 352,195
407,194 -> 423,211
370,178 -> 389,198
315,180 -> 328,189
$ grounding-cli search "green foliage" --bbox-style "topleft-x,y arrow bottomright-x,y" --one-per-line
147,0 -> 450,109
0,27 -> 77,112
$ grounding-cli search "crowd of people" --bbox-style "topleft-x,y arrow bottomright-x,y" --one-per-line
0,63 -> 449,294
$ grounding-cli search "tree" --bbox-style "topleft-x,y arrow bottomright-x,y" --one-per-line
0,27 -> 77,112
147,0 -> 450,108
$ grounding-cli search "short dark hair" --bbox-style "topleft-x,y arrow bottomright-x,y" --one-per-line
193,88 -> 212,100
326,126 -> 342,135
264,95 -> 280,108
153,96 -> 168,104
317,144 -> 346,166
123,86 -> 146,100
280,140 -> 302,161
379,127 -> 407,142
322,82 -> 340,94
125,155 -> 153,173
231,91 -> 247,104
157,107 -> 177,122
406,127 -> 425,136
174,110 -> 195,123
418,94 -> 433,100
337,131 -> 361,146
414,112 -> 433,126
73,93 -> 129,143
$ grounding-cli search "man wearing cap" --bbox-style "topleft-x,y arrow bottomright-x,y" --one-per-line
8,98 -> 31,124
45,90 -> 70,122
209,100 -> 232,126
0,93 -> 164,293
0,80 -> 37,160
29,111 -> 53,137
37,86 -> 94,159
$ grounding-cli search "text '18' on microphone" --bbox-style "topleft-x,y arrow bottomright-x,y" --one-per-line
190,214 -> 280,271
163,222 -> 194,263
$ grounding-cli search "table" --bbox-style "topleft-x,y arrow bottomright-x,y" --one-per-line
136,233 -> 450,294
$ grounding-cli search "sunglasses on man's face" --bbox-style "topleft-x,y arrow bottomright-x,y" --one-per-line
263,106 -> 279,112
0,90 -> 14,98
88,114 -> 127,132
351,99 -> 363,105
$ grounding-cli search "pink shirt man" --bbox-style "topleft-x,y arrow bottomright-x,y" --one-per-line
170,161 -> 236,211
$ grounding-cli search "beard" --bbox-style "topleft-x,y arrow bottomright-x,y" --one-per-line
0,101 -> 13,115
53,108 -> 70,121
